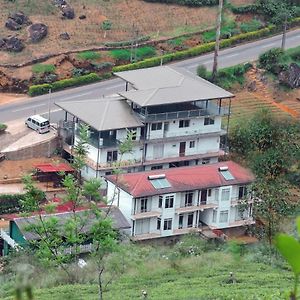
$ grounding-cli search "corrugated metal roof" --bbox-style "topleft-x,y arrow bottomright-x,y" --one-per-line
56,95 -> 143,131
115,66 -> 234,107
13,206 -> 130,241
35,163 -> 74,173
106,161 -> 254,198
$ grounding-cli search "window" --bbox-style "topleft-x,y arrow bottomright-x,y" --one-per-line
219,168 -> 235,181
221,188 -> 230,201
185,192 -> 193,207
151,165 -> 163,170
212,210 -> 217,223
140,197 -> 148,213
220,210 -> 229,223
107,150 -> 118,162
178,215 -> 183,229
208,189 -> 212,197
202,158 -> 210,165
163,218 -> 172,230
238,186 -> 247,199
150,178 -> 171,189
165,195 -> 174,208
204,117 -> 215,125
187,213 -> 194,228
189,141 -> 195,148
158,195 -> 163,208
151,122 -> 162,131
157,218 -> 161,230
179,120 -> 190,128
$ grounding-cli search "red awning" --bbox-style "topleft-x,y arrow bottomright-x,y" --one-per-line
35,163 -> 74,173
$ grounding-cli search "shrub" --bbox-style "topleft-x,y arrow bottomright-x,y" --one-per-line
72,68 -> 89,77
258,48 -> 284,73
76,51 -> 101,61
0,123 -> 7,133
28,83 -> 53,97
104,36 -> 150,47
91,61 -> 114,71
110,46 -> 156,62
101,20 -> 112,31
0,194 -> 24,214
240,19 -> 263,33
196,65 -> 210,80
229,3 -> 258,14
142,0 -> 218,7
110,49 -> 131,62
32,64 -> 56,74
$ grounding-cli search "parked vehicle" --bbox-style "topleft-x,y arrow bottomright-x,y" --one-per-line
25,115 -> 50,134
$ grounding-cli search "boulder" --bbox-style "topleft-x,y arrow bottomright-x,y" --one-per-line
10,11 -> 31,25
59,32 -> 70,40
27,23 -> 48,43
62,5 -> 75,19
79,14 -> 86,20
279,63 -> 300,89
5,18 -> 21,31
0,38 -> 5,49
53,0 -> 67,6
3,36 -> 24,52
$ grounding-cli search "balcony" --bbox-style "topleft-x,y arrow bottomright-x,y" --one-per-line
132,211 -> 161,220
131,233 -> 161,241
176,202 -> 218,213
173,226 -> 203,235
228,218 -> 255,228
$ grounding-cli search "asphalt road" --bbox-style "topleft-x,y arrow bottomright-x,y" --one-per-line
0,28 -> 300,123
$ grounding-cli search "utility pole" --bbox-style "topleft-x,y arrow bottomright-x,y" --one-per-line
281,13 -> 288,51
48,88 -> 52,123
212,0 -> 223,82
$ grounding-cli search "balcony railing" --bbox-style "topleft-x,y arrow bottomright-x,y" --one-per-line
139,106 -> 229,122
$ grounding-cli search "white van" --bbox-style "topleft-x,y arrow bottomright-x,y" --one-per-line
25,115 -> 50,134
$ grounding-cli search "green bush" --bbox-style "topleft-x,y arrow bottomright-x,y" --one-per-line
258,48 -> 285,73
28,83 -> 53,97
101,20 -> 112,30
72,68 -> 90,77
229,3 -> 258,14
110,46 -> 156,62
142,0 -> 218,7
0,123 -> 7,133
91,61 -> 114,71
104,36 -> 150,47
51,73 -> 101,91
32,64 -> 56,74
0,194 -> 24,214
202,21 -> 237,42
240,19 -> 263,33
196,65 -> 210,80
76,51 -> 101,61
110,49 -> 132,62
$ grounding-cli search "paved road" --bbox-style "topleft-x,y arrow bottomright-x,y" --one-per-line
0,28 -> 300,123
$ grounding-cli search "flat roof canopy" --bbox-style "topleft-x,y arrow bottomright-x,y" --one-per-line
56,95 -> 144,131
115,66 -> 234,107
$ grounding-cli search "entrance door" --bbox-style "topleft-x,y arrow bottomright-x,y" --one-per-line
201,189 -> 207,204
179,142 -> 186,157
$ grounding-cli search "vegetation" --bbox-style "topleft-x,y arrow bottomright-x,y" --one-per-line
28,73 -> 111,96
104,36 -> 150,48
0,123 -> 7,133
32,64 -> 56,74
0,194 -> 24,214
142,0 -> 218,7
110,46 -> 156,62
1,236 -> 298,299
76,51 -> 101,61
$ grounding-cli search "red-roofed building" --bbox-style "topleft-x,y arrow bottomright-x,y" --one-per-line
105,161 -> 255,240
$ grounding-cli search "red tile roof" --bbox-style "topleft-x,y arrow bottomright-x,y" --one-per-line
35,163 -> 74,173
106,161 -> 254,198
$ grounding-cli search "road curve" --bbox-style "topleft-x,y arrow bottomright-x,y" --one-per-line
0,28 -> 300,123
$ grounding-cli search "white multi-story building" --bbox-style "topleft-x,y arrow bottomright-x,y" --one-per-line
56,66 -> 233,178
105,161 -> 255,240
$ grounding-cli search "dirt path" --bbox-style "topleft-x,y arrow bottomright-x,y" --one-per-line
0,93 -> 26,106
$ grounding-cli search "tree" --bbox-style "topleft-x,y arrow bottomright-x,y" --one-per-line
212,0 -> 223,82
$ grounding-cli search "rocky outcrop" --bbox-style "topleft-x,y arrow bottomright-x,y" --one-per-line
0,69 -> 29,92
27,23 -> 48,43
279,63 -> 300,89
5,12 -> 31,30
59,32 -> 70,40
61,5 -> 75,19
0,36 -> 24,52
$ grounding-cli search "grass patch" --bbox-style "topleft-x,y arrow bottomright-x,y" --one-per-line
76,51 -> 101,61
32,64 -> 56,74
167,36 -> 188,46
110,46 -> 156,62
202,21 -> 237,42
240,19 -> 263,33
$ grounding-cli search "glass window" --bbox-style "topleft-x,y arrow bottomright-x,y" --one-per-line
151,123 -> 162,131
157,218 -> 161,230
238,186 -> 247,199
202,158 -> 210,165
221,188 -> 230,201
140,197 -> 148,213
151,165 -> 163,170
187,213 -> 194,228
158,195 -> 163,208
189,141 -> 195,148
220,210 -> 229,223
185,192 -> 193,207
179,120 -> 190,128
204,117 -> 215,126
107,150 -> 118,162
178,215 -> 183,229
208,189 -> 212,197
163,218 -> 172,230
165,195 -> 174,208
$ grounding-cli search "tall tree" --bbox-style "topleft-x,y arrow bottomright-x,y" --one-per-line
212,0 -> 223,82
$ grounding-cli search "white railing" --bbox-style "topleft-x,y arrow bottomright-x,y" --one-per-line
0,229 -> 20,251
